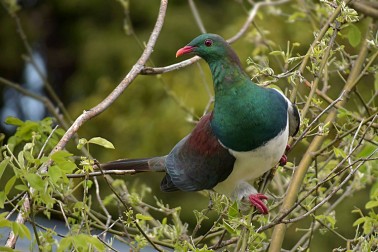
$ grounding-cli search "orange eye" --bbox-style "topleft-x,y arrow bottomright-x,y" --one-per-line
204,39 -> 213,47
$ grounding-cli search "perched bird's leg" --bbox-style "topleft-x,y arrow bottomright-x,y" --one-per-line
234,182 -> 269,214
279,155 -> 287,166
285,144 -> 291,152
279,144 -> 292,166
248,193 -> 269,215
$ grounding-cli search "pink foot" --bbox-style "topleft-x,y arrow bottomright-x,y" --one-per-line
285,144 -> 291,152
248,193 -> 269,215
279,154 -> 287,166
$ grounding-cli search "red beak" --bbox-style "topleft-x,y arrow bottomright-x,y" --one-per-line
176,45 -> 195,58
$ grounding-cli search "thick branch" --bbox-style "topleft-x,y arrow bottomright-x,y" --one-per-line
290,0 -> 352,102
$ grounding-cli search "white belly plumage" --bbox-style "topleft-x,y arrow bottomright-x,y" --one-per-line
214,120 -> 289,197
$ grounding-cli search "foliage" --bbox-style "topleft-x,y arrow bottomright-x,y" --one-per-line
0,0 -> 377,251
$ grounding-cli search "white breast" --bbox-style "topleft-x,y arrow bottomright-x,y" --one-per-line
214,119 -> 289,197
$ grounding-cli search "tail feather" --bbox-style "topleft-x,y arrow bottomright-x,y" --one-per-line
99,156 -> 166,173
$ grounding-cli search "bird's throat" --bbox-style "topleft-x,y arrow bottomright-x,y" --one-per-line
209,60 -> 248,93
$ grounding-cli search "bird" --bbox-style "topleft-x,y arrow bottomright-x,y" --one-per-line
100,34 -> 300,214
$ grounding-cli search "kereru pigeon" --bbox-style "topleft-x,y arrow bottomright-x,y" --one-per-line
100,34 -> 300,214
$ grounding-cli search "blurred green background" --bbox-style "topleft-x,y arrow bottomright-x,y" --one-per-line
0,0 -> 373,250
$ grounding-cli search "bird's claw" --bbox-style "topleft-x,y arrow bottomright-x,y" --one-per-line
279,144 -> 291,166
248,193 -> 269,215
285,144 -> 291,152
279,155 -> 287,166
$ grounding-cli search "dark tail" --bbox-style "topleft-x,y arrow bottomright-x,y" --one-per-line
99,156 -> 166,173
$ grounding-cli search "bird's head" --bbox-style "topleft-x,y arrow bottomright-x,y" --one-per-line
176,33 -> 240,65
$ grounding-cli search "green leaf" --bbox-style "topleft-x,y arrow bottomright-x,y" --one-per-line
23,151 -> 34,163
363,219 -> 373,235
223,220 -> 237,234
74,234 -> 88,248
61,234 -> 105,252
76,138 -> 87,150
0,218 -> 11,228
18,151 -> 25,169
57,162 -> 77,174
228,201 -> 239,218
365,200 -> 378,209
87,137 -> 115,149
269,51 -> 285,57
11,221 -> 19,236
0,212 -> 9,218
347,24 -> 361,47
136,213 -> 153,221
351,209 -> 362,214
25,173 -> 45,191
16,222 -> 31,240
5,116 -> 24,126
0,157 -> 10,180
23,143 -> 33,151
51,150 -> 73,162
86,180 -> 93,189
353,216 -> 367,226
58,236 -> 72,252
5,176 -> 17,195
333,147 -> 347,158
83,234 -> 105,251
326,215 -> 336,228
374,72 -> 378,93
14,184 -> 29,192
48,165 -> 62,183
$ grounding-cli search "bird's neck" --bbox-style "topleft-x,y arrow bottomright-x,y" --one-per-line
209,59 -> 252,94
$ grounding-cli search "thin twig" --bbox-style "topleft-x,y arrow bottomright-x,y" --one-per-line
4,0 -> 169,248
37,125 -> 59,159
292,90 -> 345,148
93,177 -> 112,240
269,22 -> 371,251
58,201 -> 71,231
283,150 -> 377,224
67,169 -> 138,178
48,0 -> 168,159
97,237 -> 120,252
290,0 -> 352,102
188,0 -> 206,33
299,20 -> 340,120
140,0 -> 291,75
96,163 -> 163,251
289,185 -> 354,251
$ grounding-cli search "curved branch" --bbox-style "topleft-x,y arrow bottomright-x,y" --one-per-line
140,0 -> 290,75
5,0 -> 169,248
51,0 -> 168,156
